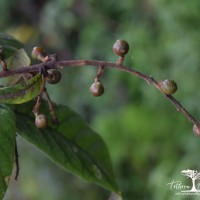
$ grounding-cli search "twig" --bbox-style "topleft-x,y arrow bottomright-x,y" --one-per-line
14,139 -> 19,180
95,65 -> 104,81
0,60 -> 8,71
43,88 -> 58,124
0,59 -> 199,128
33,73 -> 46,115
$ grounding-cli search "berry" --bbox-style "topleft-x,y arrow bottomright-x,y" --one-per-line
31,47 -> 46,60
47,69 -> 62,84
90,81 -> 104,97
113,39 -> 129,57
160,80 -> 177,95
35,114 -> 47,128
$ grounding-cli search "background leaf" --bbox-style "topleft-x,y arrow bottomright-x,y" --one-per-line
0,105 -> 16,200
14,100 -> 120,194
6,48 -> 31,70
5,48 -> 31,85
0,33 -> 23,59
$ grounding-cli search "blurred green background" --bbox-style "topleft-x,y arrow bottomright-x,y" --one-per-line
1,0 -> 200,199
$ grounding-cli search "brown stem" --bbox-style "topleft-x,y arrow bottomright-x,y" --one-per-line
116,56 -> 124,65
33,75 -> 46,115
43,88 -> 58,124
14,139 -> 19,180
0,60 -> 8,71
165,95 -> 198,124
0,59 -> 198,128
95,65 -> 104,81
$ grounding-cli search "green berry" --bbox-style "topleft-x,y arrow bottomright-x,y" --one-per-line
35,114 -> 47,128
113,39 -> 129,57
90,81 -> 104,97
47,69 -> 62,84
31,47 -> 46,60
160,80 -> 177,95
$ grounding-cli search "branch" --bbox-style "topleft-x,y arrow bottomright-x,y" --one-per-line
0,59 -> 199,132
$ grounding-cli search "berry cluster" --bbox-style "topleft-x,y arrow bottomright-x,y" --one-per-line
4,39 -> 200,137
31,40 -> 180,129
31,47 -> 62,128
89,39 -> 130,97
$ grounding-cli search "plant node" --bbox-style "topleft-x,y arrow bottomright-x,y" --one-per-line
31,47 -> 49,62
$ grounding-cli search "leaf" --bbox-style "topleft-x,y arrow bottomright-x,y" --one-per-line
0,74 -> 42,104
14,100 -> 120,194
0,105 -> 16,200
0,33 -> 23,59
108,192 -> 123,200
6,48 -> 31,70
5,48 -> 31,85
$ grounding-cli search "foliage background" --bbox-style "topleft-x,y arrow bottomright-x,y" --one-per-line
1,0 -> 200,199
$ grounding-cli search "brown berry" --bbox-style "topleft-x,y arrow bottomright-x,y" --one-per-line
35,114 -> 47,128
113,39 -> 129,57
47,69 -> 62,84
90,81 -> 104,97
31,47 -> 46,60
160,80 -> 177,95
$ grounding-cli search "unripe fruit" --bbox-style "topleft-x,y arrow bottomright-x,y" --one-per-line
113,39 -> 129,57
90,81 -> 104,97
47,69 -> 62,84
31,47 -> 46,60
35,114 -> 47,128
160,80 -> 177,95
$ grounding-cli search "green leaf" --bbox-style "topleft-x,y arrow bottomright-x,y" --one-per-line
14,101 -> 120,194
0,105 -> 16,200
0,33 -> 23,59
6,48 -> 31,70
5,48 -> 31,86
0,74 -> 42,104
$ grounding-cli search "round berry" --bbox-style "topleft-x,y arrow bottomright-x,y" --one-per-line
31,47 -> 46,60
35,114 -> 47,128
47,69 -> 62,84
113,39 -> 129,57
90,81 -> 104,97
160,80 -> 177,95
